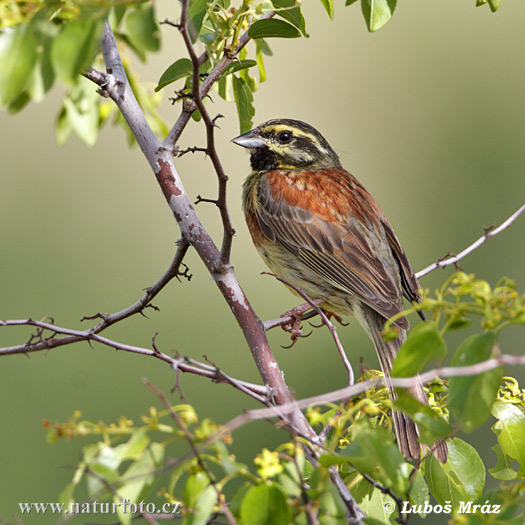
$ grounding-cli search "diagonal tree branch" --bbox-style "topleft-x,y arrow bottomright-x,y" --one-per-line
417,203 -> 525,278
0,318 -> 269,402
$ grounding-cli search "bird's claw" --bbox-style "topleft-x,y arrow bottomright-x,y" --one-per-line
280,313 -> 312,348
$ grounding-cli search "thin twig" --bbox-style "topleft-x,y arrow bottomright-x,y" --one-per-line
91,239 -> 190,333
144,380 -> 237,525
265,273 -> 355,387
417,204 -> 525,278
360,473 -> 407,525
179,0 -> 235,265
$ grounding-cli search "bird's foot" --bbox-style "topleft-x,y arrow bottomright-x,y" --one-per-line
279,300 -> 322,348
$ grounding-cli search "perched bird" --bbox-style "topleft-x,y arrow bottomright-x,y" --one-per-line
232,118 -> 447,462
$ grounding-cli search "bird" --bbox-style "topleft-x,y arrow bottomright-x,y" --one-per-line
232,118 -> 448,463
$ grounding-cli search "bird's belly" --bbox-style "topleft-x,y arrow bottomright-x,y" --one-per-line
256,242 -> 355,317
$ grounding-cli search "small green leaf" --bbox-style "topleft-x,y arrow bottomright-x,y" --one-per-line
51,19 -> 104,86
271,0 -> 309,37
391,322 -> 446,378
248,19 -> 301,39
8,91 -> 31,114
491,401 -> 525,476
319,0 -> 335,19
395,393 -> 451,445
56,105 -> 72,146
120,431 -> 150,460
361,0 -> 397,32
60,78 -> 100,147
0,24 -> 38,105
232,75 -> 255,134
125,4 -> 160,54
426,438 -> 485,512
488,0 -> 502,12
488,444 -> 518,480
240,483 -> 290,525
346,0 -> 359,5
155,58 -> 192,92
255,40 -> 267,82
448,332 -> 501,432
185,485 -> 216,525
217,75 -> 232,102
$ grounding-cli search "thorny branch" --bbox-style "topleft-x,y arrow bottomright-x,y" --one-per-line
179,0 -> 235,265
416,203 -> 525,278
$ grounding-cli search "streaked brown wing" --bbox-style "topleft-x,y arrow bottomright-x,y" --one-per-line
381,219 -> 426,319
255,173 -> 407,325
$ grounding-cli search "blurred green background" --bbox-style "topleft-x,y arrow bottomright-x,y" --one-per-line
1,1 -> 525,523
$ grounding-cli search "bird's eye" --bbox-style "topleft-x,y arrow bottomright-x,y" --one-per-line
276,130 -> 293,144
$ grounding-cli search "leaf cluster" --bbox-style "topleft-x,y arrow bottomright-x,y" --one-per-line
0,1 -> 506,141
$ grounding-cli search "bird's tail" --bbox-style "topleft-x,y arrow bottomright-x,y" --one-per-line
360,307 -> 448,463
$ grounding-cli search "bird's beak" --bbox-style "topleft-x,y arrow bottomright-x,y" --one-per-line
231,129 -> 265,149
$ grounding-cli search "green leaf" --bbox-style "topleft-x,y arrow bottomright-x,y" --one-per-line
185,485 -> 216,525
271,0 -> 309,37
56,105 -> 72,146
361,0 -> 397,32
391,322 -> 446,378
448,332 -> 501,432
125,4 -> 160,55
232,75 -> 255,134
222,59 -> 258,77
488,444 -> 518,481
248,19 -> 301,39
240,483 -> 290,525
51,19 -> 104,86
117,445 -> 164,525
188,0 -> 209,43
395,393 -> 451,445
28,37 -> 55,102
119,431 -> 150,461
488,0 -> 502,12
155,58 -> 192,92
8,91 -> 31,114
426,438 -> 485,512
327,422 -> 408,495
319,0 -> 335,19
60,78 -> 100,147
491,401 -> 525,477
350,474 -> 397,523
255,40 -> 267,82
0,24 -> 38,105
408,469 -> 430,514
346,0 -> 359,5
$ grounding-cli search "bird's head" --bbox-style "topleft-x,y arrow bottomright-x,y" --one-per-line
232,119 -> 341,171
